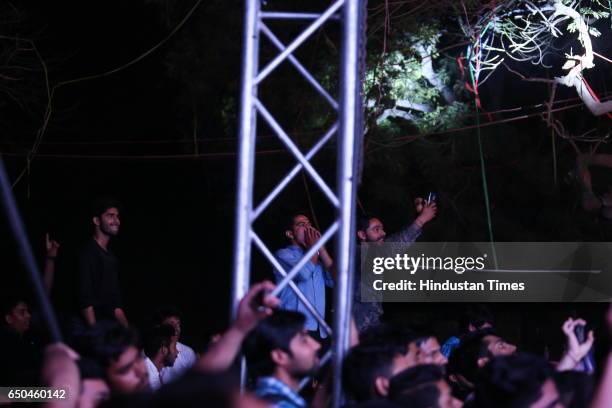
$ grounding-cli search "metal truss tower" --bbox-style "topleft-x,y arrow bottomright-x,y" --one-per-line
232,1 -> 365,406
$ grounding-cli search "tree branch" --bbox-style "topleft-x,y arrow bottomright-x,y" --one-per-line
414,41 -> 456,104
377,108 -> 417,124
395,99 -> 433,112
556,74 -> 612,116
550,0 -> 612,116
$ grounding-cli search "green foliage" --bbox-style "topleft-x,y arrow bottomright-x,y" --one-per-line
365,23 -> 468,136
418,102 -> 470,134
578,6 -> 610,19
568,3 -> 610,38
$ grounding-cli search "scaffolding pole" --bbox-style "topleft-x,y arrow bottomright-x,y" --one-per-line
333,0 -> 361,405
232,1 -> 364,405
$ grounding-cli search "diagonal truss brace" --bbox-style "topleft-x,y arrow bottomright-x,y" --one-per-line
233,2 -> 363,407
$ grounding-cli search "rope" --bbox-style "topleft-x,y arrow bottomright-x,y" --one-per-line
468,56 -> 498,267
302,172 -> 321,231
581,76 -> 612,119
11,0 -> 204,189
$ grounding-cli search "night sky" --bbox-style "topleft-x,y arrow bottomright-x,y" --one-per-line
2,1 -> 612,353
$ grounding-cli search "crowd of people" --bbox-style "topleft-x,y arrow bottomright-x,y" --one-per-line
3,195 -> 612,408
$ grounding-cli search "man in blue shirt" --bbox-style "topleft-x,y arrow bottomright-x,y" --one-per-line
274,214 -> 334,340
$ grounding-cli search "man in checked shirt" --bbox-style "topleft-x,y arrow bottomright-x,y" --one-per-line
353,197 -> 437,331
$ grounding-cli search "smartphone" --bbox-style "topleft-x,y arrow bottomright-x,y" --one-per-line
574,324 -> 586,344
427,192 -> 436,204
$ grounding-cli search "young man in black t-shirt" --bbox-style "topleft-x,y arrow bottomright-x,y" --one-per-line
77,197 -> 129,329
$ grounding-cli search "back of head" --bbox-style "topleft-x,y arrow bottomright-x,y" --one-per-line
83,321 -> 138,369
448,328 -> 493,383
460,305 -> 494,333
409,324 -> 437,347
243,310 -> 305,377
343,344 -> 399,402
360,323 -> 416,355
388,364 -> 444,408
473,353 -> 553,408
78,357 -> 106,380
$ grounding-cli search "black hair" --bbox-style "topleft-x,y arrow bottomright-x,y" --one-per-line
460,304 -> 495,333
152,306 -> 182,325
91,196 -> 122,219
243,310 -> 305,376
143,324 -> 176,359
343,344 -> 399,402
284,212 -> 309,232
389,364 -> 445,408
447,328 -> 494,383
410,325 -> 438,347
360,323 -> 418,356
473,353 -> 555,408
84,321 -> 139,369
78,357 -> 105,380
357,214 -> 375,234
0,294 -> 29,322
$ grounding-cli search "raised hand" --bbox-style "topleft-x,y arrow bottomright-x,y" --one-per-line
415,201 -> 437,226
235,280 -> 280,334
45,233 -> 60,259
305,226 -> 321,248
562,317 -> 595,363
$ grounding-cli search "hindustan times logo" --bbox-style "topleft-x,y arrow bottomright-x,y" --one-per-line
371,253 -> 488,275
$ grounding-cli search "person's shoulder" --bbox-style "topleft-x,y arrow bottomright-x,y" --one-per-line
79,238 -> 97,252
177,342 -> 196,357
275,246 -> 299,259
144,356 -> 157,372
79,238 -> 105,257
255,379 -> 303,408
177,341 -> 193,351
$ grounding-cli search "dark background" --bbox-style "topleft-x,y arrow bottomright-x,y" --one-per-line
1,0 -> 611,356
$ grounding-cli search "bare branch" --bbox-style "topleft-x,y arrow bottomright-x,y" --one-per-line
414,41 -> 456,104
377,108 -> 417,124
395,99 -> 433,112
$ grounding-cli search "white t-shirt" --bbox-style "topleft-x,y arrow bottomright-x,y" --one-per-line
145,357 -> 163,391
161,341 -> 197,384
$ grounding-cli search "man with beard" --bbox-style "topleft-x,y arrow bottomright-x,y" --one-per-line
143,324 -> 180,390
353,198 -> 437,331
244,311 -> 321,408
77,196 -> 128,330
274,214 -> 334,343
152,306 -> 197,384
85,321 -> 149,395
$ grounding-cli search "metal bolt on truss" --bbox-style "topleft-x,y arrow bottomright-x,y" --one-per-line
232,1 -> 365,406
